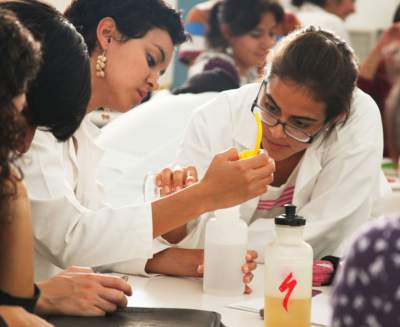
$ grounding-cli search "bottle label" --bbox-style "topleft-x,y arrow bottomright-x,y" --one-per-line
278,272 -> 297,312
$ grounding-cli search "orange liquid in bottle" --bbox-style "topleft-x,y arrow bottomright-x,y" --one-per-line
264,296 -> 311,327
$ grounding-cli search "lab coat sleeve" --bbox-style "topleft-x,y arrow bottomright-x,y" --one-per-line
31,196 -> 153,270
21,133 -> 154,274
175,93 -> 236,178
299,142 -> 383,259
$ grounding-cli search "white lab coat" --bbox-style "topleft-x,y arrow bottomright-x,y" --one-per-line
20,116 -> 156,281
97,91 -> 220,206
296,3 -> 351,45
175,83 -> 390,260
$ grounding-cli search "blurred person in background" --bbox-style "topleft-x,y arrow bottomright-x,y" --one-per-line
179,0 -> 299,70
291,0 -> 356,44
188,0 -> 285,85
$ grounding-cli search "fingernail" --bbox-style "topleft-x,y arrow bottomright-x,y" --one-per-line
164,186 -> 170,193
156,180 -> 161,186
243,266 -> 249,273
186,180 -> 194,186
176,186 -> 182,191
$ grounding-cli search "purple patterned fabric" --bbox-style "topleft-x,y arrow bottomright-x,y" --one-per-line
331,215 -> 400,327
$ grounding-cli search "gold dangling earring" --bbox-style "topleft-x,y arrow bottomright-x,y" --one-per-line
96,50 -> 107,78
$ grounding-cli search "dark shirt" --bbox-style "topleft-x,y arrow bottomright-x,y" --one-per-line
331,215 -> 400,327
358,61 -> 392,114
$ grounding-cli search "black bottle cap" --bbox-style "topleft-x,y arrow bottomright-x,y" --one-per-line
275,204 -> 306,226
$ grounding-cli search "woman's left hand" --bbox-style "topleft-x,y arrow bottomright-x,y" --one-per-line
35,266 -> 132,316
156,166 -> 198,196
197,250 -> 258,294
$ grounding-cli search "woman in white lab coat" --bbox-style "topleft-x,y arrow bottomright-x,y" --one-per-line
16,0 -> 273,290
172,26 -> 390,268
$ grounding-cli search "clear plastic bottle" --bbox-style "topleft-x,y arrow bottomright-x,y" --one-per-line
264,204 -> 313,327
203,206 -> 248,296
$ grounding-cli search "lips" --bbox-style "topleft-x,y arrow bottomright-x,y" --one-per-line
266,139 -> 290,150
136,89 -> 148,102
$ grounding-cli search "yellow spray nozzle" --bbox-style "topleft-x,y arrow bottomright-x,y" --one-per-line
239,112 -> 263,160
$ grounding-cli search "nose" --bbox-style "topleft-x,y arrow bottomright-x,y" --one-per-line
268,122 -> 286,139
261,33 -> 274,52
147,70 -> 160,91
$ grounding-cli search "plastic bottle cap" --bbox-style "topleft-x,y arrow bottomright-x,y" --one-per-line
275,204 -> 306,226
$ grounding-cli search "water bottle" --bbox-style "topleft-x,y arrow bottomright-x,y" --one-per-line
264,204 -> 313,327
203,206 -> 248,296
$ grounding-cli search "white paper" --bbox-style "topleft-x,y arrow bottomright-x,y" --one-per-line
228,293 -> 332,326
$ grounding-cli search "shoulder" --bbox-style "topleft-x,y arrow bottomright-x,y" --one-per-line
332,88 -> 382,149
331,216 -> 400,325
351,215 -> 400,255
192,83 -> 259,117
338,215 -> 400,282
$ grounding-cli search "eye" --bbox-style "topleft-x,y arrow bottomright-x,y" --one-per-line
265,102 -> 280,116
289,118 -> 311,130
249,29 -> 262,38
146,53 -> 156,67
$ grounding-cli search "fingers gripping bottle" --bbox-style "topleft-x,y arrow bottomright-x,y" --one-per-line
264,204 -> 313,327
203,206 -> 248,296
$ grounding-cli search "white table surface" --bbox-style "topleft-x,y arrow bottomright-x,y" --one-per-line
123,265 -> 328,327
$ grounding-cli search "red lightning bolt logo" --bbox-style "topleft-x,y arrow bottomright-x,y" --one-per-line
278,272 -> 297,312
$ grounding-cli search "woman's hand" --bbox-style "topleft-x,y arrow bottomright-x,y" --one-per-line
36,266 -> 132,316
156,167 -> 198,243
201,148 -> 275,211
156,166 -> 198,196
0,306 -> 53,327
146,248 -> 257,294
197,250 -> 258,294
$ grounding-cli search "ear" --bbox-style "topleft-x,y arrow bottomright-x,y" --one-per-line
331,112 -> 347,125
96,17 -> 118,51
220,23 -> 233,43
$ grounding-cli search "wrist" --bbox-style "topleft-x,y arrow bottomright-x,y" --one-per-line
194,180 -> 215,213
145,248 -> 203,277
35,281 -> 55,316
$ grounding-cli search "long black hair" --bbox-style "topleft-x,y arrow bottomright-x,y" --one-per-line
0,0 -> 91,142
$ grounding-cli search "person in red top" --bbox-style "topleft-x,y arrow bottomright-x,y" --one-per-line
358,5 -> 400,154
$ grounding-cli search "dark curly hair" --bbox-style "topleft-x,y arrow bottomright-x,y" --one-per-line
0,8 -> 41,218
64,0 -> 188,55
207,0 -> 284,50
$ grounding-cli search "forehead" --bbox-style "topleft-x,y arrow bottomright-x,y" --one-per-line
141,28 -> 174,58
338,0 -> 355,7
266,77 -> 326,120
253,12 -> 277,30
